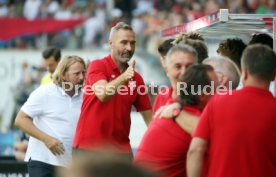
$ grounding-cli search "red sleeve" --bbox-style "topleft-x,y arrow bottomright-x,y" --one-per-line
152,88 -> 171,115
193,96 -> 215,141
133,73 -> 152,112
86,60 -> 107,86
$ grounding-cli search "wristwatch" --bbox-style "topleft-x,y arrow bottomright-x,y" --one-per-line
172,107 -> 181,122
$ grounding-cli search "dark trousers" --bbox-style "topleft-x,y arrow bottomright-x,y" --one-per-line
27,159 -> 56,177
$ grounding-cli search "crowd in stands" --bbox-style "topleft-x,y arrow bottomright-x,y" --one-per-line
0,0 -> 276,54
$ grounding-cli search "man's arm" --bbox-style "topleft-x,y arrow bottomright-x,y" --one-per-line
175,111 -> 198,134
93,61 -> 135,102
154,102 -> 198,134
14,111 -> 65,156
187,137 -> 208,177
140,110 -> 152,126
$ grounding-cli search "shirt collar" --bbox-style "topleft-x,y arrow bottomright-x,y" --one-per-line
242,86 -> 273,97
56,85 -> 67,96
56,84 -> 82,97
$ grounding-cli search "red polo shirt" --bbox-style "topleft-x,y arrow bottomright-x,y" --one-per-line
73,55 -> 151,153
194,87 -> 276,177
134,106 -> 201,177
153,87 -> 176,116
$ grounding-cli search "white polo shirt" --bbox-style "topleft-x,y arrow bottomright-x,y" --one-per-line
21,82 -> 83,167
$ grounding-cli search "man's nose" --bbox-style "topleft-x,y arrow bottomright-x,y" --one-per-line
79,73 -> 85,80
180,67 -> 186,76
126,43 -> 132,51
47,67 -> 54,73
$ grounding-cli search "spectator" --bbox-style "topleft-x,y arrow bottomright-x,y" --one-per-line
40,47 -> 61,85
83,11 -> 105,49
0,0 -> 8,17
216,38 -> 247,70
14,133 -> 29,161
249,33 -> 273,49
157,38 -> 174,70
23,0 -> 41,20
54,0 -> 72,19
40,0 -> 60,18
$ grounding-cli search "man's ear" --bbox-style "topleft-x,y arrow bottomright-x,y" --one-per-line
198,94 -> 210,110
220,75 -> 228,87
241,68 -> 248,84
62,72 -> 67,81
198,94 -> 205,103
109,40 -> 113,49
159,56 -> 167,72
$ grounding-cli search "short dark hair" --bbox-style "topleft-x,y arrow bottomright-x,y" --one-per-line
179,64 -> 214,106
249,33 -> 273,49
217,38 -> 246,69
157,38 -> 174,56
109,22 -> 134,40
241,44 -> 276,81
185,32 -> 204,41
166,44 -> 198,65
180,39 -> 208,63
172,32 -> 204,45
42,47 -> 61,62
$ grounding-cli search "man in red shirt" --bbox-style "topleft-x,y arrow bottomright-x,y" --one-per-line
153,44 -> 198,116
187,44 -> 276,177
134,64 -> 218,177
73,22 -> 152,157
154,55 -> 240,134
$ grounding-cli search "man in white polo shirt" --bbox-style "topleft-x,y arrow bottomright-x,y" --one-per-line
15,55 -> 86,177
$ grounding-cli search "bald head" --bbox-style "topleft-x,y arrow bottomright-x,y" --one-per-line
203,56 -> 240,89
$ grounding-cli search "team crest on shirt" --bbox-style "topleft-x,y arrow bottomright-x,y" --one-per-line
129,80 -> 136,91
109,74 -> 116,81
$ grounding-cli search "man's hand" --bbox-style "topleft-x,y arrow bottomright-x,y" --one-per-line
43,136 -> 65,156
92,60 -> 136,102
15,111 -> 66,156
122,60 -> 136,82
155,102 -> 199,134
154,102 -> 181,119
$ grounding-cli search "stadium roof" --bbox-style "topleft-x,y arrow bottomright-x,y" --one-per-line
161,9 -> 276,46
